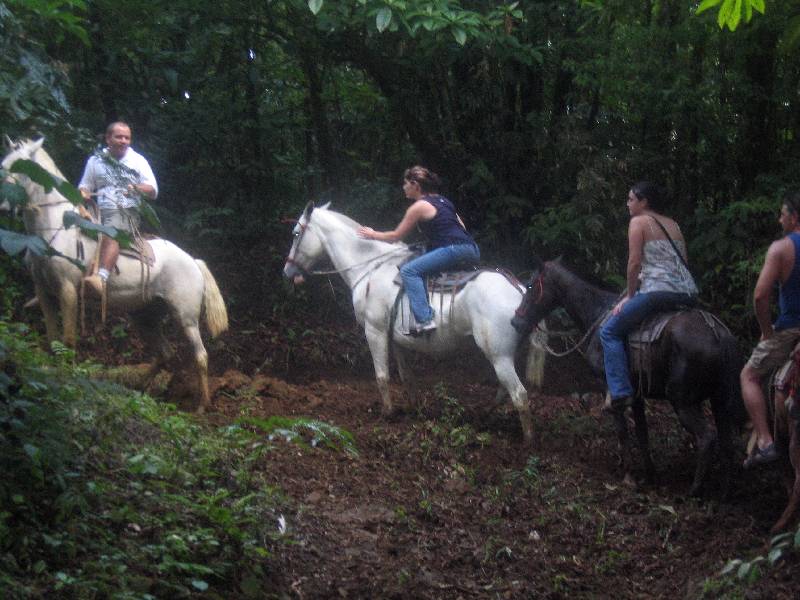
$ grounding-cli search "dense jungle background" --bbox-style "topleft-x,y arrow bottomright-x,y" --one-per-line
2,0 -> 800,598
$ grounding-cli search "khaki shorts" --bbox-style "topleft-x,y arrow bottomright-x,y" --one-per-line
746,327 -> 800,376
100,208 -> 140,233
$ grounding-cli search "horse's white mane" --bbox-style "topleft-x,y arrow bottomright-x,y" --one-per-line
314,206 -> 362,231
314,206 -> 410,251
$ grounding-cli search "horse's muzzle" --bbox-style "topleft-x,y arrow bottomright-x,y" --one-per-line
283,261 -> 306,285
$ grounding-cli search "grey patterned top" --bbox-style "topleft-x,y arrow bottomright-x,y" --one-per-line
639,239 -> 698,294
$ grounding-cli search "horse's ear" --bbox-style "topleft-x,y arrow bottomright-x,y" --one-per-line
30,137 -> 44,153
303,201 -> 315,219
319,201 -> 331,210
3,135 -> 12,151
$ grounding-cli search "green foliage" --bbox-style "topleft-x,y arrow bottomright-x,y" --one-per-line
690,194 -> 778,336
0,0 -> 84,133
239,414 -> 359,456
696,0 -> 766,31
718,527 -> 800,586
0,321 -> 287,597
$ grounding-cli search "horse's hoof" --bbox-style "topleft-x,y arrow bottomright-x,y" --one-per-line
382,406 -> 403,421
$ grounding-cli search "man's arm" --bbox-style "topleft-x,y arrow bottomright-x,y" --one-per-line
753,240 -> 785,339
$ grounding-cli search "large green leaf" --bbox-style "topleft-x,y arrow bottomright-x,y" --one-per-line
0,181 -> 28,209
8,159 -> 83,206
0,229 -> 49,257
137,200 -> 162,232
62,212 -> 132,248
376,7 -> 392,32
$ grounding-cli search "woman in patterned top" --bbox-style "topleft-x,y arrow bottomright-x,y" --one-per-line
599,181 -> 699,411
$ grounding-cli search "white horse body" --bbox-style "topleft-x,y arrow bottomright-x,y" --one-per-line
2,138 -> 228,412
284,203 -> 535,443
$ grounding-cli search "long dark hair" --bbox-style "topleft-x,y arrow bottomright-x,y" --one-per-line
630,181 -> 667,212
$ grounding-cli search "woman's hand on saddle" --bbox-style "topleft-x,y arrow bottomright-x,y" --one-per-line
612,296 -> 630,315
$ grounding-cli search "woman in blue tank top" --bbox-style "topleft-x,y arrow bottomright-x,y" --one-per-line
357,166 -> 479,334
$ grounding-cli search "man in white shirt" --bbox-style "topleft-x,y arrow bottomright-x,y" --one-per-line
78,121 -> 158,295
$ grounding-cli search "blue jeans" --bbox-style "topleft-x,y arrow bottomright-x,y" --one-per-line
599,291 -> 696,400
400,243 -> 480,324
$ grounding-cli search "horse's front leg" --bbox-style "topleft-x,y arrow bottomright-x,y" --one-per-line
34,282 -> 61,345
607,403 -> 636,486
631,399 -> 656,485
365,325 -> 397,417
58,281 -> 79,347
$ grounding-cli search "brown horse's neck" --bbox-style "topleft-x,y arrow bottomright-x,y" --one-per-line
549,263 -> 616,333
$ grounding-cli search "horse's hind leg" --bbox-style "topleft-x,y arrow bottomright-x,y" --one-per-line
771,412 -> 800,533
394,346 -> 420,412
711,393 -> 735,500
675,403 -> 716,497
490,355 -> 533,445
181,323 -> 209,414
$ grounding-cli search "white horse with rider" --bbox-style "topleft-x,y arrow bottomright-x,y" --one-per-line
283,201 -> 542,444
2,137 -> 228,412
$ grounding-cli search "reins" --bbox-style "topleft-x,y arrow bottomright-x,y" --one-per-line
524,266 -> 618,358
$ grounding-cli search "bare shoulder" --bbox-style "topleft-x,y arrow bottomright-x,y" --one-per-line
765,237 -> 793,265
410,199 -> 437,217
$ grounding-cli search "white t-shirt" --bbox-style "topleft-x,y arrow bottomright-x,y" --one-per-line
78,147 -> 158,210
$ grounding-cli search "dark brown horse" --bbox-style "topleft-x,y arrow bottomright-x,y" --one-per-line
511,259 -> 745,496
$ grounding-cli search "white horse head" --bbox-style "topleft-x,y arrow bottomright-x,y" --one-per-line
284,201 -> 329,282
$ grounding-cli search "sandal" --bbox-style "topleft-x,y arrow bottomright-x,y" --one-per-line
743,443 -> 779,469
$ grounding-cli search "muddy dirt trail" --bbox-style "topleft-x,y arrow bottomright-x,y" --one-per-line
188,345 -> 797,600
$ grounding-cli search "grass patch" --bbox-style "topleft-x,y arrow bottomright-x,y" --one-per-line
0,321 -> 293,598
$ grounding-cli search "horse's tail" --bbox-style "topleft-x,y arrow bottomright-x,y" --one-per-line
523,325 -> 548,390
719,331 -> 747,428
195,259 -> 229,338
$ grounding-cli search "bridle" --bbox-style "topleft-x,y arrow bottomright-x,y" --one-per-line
514,265 -> 546,319
283,217 -> 309,272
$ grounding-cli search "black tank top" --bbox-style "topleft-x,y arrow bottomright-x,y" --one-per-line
416,195 -> 474,250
